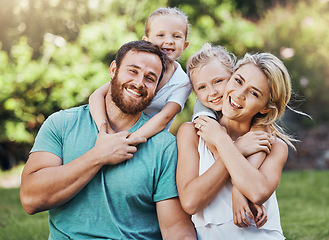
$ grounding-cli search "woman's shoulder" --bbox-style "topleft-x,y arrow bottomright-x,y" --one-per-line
268,137 -> 289,165
177,122 -> 199,141
272,137 -> 288,150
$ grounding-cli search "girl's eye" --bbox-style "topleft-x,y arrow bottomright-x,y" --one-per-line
215,79 -> 223,84
174,35 -> 182,38
157,34 -> 164,37
197,86 -> 205,90
235,78 -> 242,84
129,69 -> 137,74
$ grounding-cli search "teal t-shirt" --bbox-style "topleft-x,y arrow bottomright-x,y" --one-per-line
31,105 -> 179,239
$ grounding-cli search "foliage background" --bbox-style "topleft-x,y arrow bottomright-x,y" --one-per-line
1,0 -> 329,170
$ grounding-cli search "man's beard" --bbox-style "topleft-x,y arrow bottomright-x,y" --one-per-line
110,74 -> 155,115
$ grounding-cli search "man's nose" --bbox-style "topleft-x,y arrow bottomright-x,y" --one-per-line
134,74 -> 145,87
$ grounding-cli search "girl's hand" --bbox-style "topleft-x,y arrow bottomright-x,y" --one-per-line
249,202 -> 268,228
232,186 -> 254,228
235,131 -> 272,156
193,116 -> 227,146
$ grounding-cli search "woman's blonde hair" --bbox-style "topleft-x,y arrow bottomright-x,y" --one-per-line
186,43 -> 236,78
145,7 -> 189,39
235,52 -> 297,149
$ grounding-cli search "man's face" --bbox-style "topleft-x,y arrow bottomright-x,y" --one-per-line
110,50 -> 162,114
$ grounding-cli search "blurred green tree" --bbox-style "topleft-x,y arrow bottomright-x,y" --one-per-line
0,0 -> 327,169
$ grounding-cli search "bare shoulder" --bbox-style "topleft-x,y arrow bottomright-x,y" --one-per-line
177,122 -> 197,139
268,137 -> 289,164
176,122 -> 199,147
272,137 -> 288,151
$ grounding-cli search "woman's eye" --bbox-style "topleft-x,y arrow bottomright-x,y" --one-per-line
250,91 -> 259,97
198,86 -> 205,90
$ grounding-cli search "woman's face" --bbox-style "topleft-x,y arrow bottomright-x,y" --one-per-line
190,60 -> 231,112
222,63 -> 271,122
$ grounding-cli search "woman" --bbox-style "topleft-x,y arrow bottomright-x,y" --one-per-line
177,51 -> 293,239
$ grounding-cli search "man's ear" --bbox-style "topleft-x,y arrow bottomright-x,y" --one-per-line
142,36 -> 149,41
109,60 -> 117,79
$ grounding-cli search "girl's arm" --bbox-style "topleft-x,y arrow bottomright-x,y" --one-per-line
176,122 -> 229,215
89,82 -> 114,133
129,102 -> 181,139
194,116 -> 288,205
229,128 -> 270,228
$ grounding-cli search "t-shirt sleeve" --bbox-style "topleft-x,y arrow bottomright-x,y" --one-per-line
167,82 -> 192,111
153,139 -> 179,202
30,111 -> 64,159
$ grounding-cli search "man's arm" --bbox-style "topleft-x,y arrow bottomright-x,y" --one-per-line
156,197 -> 197,240
20,121 -> 146,214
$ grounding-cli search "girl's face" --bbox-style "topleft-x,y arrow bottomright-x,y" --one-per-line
190,60 -> 231,112
222,63 -> 271,122
143,15 -> 189,62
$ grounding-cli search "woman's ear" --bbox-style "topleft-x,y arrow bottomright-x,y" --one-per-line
109,60 -> 117,79
142,36 -> 149,41
260,107 -> 271,115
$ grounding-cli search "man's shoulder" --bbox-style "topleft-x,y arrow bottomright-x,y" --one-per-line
51,105 -> 89,119
45,105 -> 90,131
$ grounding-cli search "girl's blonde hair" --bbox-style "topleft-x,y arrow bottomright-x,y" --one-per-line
145,7 -> 189,39
186,43 -> 236,78
235,52 -> 297,149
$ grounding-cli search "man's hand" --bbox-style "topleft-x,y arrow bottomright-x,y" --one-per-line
92,120 -> 147,165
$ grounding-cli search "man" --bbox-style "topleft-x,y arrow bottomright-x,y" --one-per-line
20,41 -> 196,239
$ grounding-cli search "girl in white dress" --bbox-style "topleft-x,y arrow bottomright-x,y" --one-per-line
177,45 -> 294,239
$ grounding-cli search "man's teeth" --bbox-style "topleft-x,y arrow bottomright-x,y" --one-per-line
230,97 -> 242,108
126,88 -> 141,96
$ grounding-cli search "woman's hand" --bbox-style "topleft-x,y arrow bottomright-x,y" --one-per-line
193,116 -> 227,146
232,186 -> 254,228
235,131 -> 272,156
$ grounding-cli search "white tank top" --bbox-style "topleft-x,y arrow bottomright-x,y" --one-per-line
192,138 -> 285,239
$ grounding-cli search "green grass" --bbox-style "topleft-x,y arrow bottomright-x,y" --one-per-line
0,188 -> 49,240
0,169 -> 328,239
277,170 -> 329,240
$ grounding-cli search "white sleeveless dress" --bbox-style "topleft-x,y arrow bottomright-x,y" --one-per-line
192,138 -> 286,240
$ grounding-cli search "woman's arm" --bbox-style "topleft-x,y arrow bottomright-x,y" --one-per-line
194,116 -> 288,205
129,102 -> 181,139
176,122 -> 229,215
89,82 -> 114,132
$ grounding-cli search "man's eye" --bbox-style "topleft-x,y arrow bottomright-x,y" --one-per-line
146,76 -> 155,82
